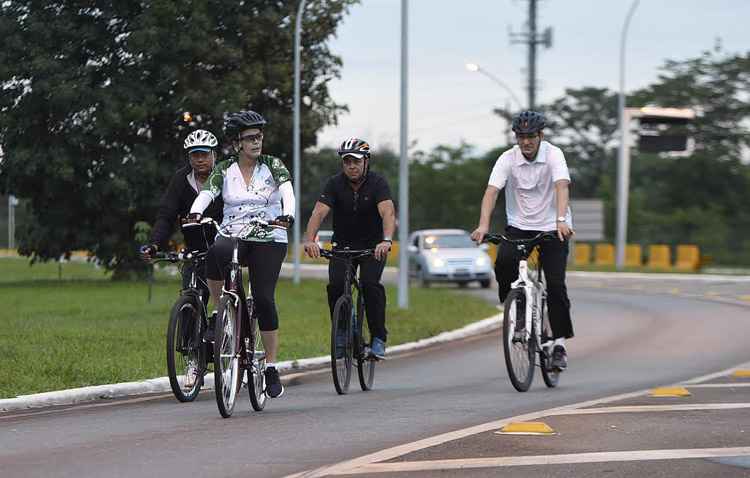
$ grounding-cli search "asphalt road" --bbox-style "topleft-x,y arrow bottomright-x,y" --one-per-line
1,275 -> 749,477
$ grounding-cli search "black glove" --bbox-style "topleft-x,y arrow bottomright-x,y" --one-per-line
139,243 -> 158,260
274,215 -> 295,227
182,212 -> 202,225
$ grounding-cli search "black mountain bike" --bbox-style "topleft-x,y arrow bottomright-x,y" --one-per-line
485,232 -> 560,392
152,220 -> 216,402
207,217 -> 285,418
320,248 -> 378,395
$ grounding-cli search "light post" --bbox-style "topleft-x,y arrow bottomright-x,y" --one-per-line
615,0 -> 640,269
397,0 -> 409,308
292,0 -> 307,284
465,63 -> 524,110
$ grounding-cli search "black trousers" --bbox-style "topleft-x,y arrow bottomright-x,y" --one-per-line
495,226 -> 574,340
206,237 -> 287,331
328,255 -> 387,342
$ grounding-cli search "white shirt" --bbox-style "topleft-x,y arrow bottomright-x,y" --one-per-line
488,141 -> 572,231
191,155 -> 292,243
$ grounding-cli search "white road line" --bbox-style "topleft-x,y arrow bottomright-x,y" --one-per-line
284,359 -> 750,478
558,403 -> 750,415
686,383 -> 750,388
681,361 -> 750,385
336,447 -> 750,474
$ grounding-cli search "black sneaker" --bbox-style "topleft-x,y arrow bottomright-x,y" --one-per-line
264,367 -> 284,398
551,345 -> 568,371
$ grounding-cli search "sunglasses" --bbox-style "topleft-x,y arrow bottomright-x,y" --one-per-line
239,132 -> 264,143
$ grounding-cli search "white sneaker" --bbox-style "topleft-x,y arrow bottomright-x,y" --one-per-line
184,361 -> 198,388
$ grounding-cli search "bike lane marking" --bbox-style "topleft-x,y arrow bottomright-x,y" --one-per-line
285,360 -> 750,478
333,447 -> 750,474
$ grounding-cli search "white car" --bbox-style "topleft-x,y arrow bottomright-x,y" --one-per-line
407,229 -> 493,288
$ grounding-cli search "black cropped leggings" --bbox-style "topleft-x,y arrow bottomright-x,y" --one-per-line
206,237 -> 287,331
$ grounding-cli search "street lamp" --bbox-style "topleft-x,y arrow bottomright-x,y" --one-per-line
465,63 -> 524,110
615,0 -> 640,269
292,0 -> 307,284
397,0 -> 409,308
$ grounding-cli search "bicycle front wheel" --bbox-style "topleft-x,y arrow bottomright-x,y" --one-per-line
331,296 -> 353,395
503,289 -> 536,392
166,296 -> 204,402
247,304 -> 267,411
214,295 -> 241,418
356,293 -> 375,391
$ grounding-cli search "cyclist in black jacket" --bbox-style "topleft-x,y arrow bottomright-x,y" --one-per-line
140,129 -> 224,295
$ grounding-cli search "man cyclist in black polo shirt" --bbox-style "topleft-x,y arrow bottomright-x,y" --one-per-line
303,138 -> 396,359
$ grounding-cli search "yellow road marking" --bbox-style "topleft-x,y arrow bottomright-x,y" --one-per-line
496,421 -> 555,435
650,386 -> 691,397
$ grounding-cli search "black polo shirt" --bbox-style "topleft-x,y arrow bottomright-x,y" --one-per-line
318,171 -> 392,249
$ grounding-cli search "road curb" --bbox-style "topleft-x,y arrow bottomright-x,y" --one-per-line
0,314 -> 501,413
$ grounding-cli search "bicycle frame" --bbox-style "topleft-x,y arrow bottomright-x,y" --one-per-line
509,247 -> 545,349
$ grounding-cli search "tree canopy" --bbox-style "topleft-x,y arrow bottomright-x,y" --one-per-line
0,0 -> 356,276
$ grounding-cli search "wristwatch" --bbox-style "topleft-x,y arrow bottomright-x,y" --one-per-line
383,236 -> 393,243
556,216 -> 567,223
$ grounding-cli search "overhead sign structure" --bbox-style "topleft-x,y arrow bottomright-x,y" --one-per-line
615,106 -> 696,268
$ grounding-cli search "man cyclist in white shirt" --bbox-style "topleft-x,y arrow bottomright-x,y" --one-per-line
471,111 -> 574,371
187,110 -> 295,398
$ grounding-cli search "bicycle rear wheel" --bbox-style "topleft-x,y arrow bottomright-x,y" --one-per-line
247,301 -> 267,411
166,296 -> 204,402
214,295 -> 241,418
356,293 -> 375,391
331,296 -> 353,395
502,289 -> 536,392
539,297 -> 560,388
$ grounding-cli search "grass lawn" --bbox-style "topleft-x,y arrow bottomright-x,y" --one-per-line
1,258 -> 496,398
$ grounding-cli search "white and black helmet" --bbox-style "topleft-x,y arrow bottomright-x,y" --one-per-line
337,137 -> 371,160
183,129 -> 218,152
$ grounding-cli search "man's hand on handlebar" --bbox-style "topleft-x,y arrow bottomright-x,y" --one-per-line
557,222 -> 574,242
470,225 -> 488,244
303,239 -> 321,259
374,241 -> 391,261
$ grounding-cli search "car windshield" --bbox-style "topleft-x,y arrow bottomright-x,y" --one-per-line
423,234 -> 475,249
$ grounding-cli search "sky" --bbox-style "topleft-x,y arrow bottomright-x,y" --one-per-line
315,0 -> 750,154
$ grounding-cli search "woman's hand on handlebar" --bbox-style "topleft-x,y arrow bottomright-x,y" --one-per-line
182,212 -> 203,225
273,215 -> 294,229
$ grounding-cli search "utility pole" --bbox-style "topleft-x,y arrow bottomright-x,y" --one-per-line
510,0 -> 553,109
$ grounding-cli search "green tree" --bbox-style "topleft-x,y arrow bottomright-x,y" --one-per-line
0,0 -> 356,277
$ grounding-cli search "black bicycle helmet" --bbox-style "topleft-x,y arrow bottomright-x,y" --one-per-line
224,110 -> 267,136
511,110 -> 546,134
336,137 -> 371,159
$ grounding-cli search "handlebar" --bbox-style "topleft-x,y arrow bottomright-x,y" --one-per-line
188,216 -> 288,240
150,251 -> 204,264
483,231 -> 558,246
319,248 -> 375,261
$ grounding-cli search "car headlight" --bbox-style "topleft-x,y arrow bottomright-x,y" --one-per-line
430,257 -> 446,268
475,256 -> 488,267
